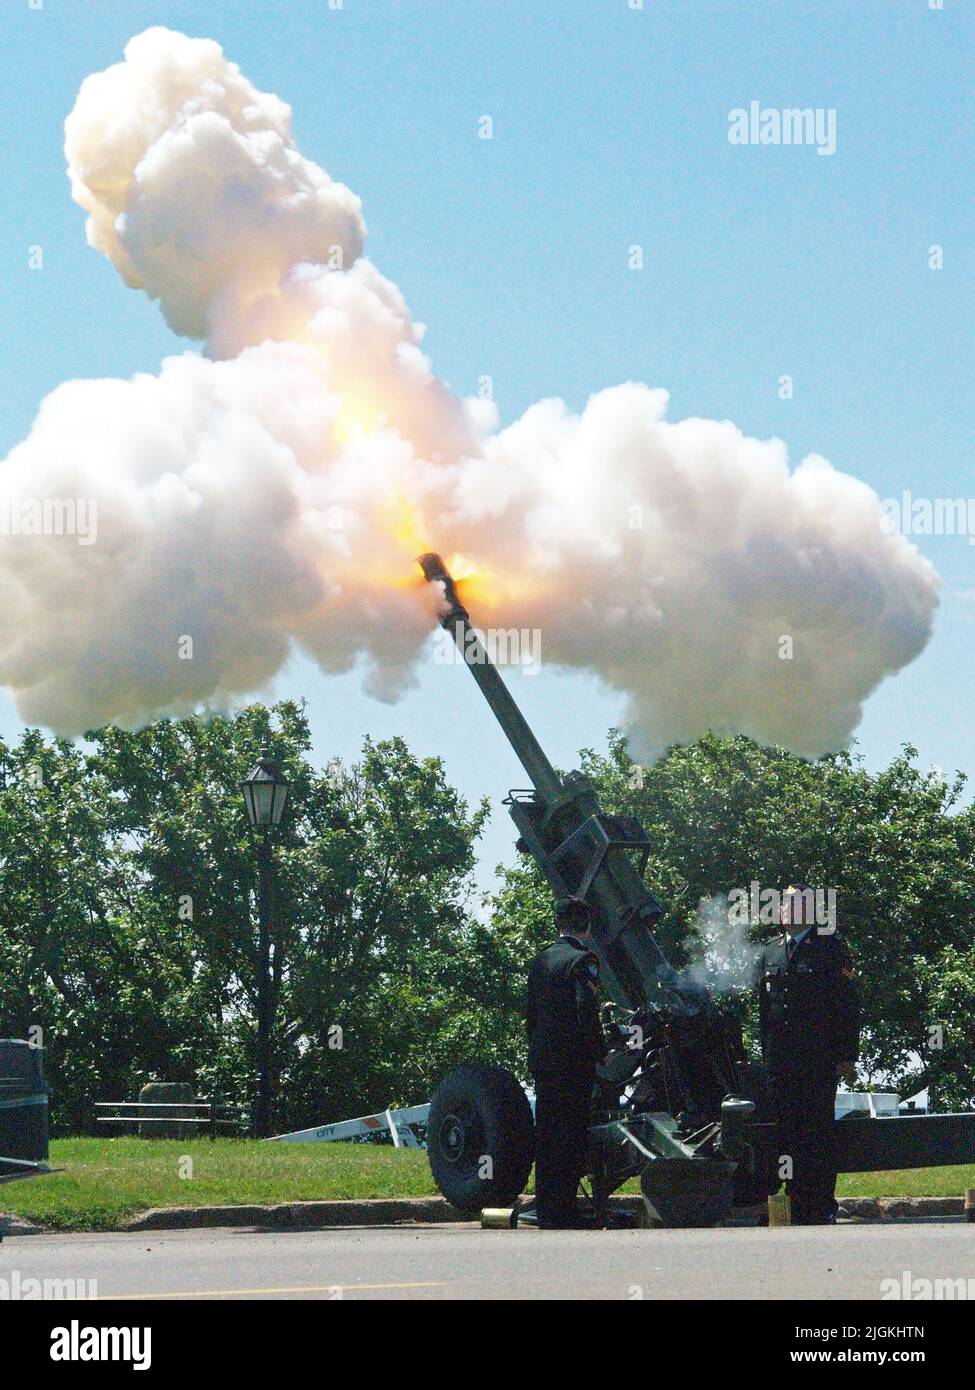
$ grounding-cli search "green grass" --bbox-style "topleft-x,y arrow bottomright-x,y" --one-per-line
836,1168 -> 975,1200
3,1138 -> 974,1231
1,1137 -> 439,1231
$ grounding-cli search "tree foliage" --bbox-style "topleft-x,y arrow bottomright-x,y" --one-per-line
0,703 -> 509,1132
496,733 -> 975,1102
1,714 -> 973,1130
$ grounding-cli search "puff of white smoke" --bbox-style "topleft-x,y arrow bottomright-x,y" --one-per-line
432,383 -> 940,759
207,257 -> 479,464
686,895 -> 764,995
0,26 -> 941,753
0,342 -> 447,734
64,27 -> 365,341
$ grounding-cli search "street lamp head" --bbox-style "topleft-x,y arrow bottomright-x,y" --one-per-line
241,743 -> 290,829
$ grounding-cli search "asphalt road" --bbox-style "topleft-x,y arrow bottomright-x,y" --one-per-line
3,1221 -> 974,1300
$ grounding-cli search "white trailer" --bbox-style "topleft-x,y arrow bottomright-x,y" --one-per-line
269,1102 -> 431,1148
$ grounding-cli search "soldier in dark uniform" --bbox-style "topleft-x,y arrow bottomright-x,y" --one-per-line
526,897 -> 605,1229
756,884 -> 860,1225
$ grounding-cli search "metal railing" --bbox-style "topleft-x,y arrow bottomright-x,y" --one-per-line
91,1097 -> 250,1140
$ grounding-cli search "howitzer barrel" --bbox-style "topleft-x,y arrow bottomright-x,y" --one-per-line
418,553 -> 704,1017
417,552 -> 563,801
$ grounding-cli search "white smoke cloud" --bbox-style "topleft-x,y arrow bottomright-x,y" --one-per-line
64,27 -> 365,340
0,27 -> 940,749
686,896 -> 763,995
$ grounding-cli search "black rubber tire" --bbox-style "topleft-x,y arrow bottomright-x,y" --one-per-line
427,1064 -> 534,1213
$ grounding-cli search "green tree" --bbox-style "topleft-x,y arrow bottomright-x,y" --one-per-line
4,716 -> 973,1130
492,732 -> 975,1101
0,704 -> 516,1132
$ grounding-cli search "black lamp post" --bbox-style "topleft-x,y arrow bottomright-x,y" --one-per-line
241,744 -> 289,1138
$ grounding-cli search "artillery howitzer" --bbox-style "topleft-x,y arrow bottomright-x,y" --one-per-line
418,553 -> 975,1227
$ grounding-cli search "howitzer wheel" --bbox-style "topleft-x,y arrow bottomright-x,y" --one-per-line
427,1064 -> 534,1214
640,1157 -> 737,1228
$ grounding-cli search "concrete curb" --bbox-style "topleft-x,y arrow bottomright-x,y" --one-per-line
2,1193 -> 970,1235
77,1192 -> 975,1231
126,1194 -> 654,1231
0,1213 -> 47,1236
124,1196 -> 469,1231
840,1196 -> 966,1220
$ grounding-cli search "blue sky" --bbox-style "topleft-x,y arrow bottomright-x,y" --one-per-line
1,0 -> 972,885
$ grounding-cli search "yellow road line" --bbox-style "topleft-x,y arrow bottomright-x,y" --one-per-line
100,1281 -> 446,1300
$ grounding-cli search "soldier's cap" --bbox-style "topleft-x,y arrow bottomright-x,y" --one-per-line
555,896 -> 592,927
